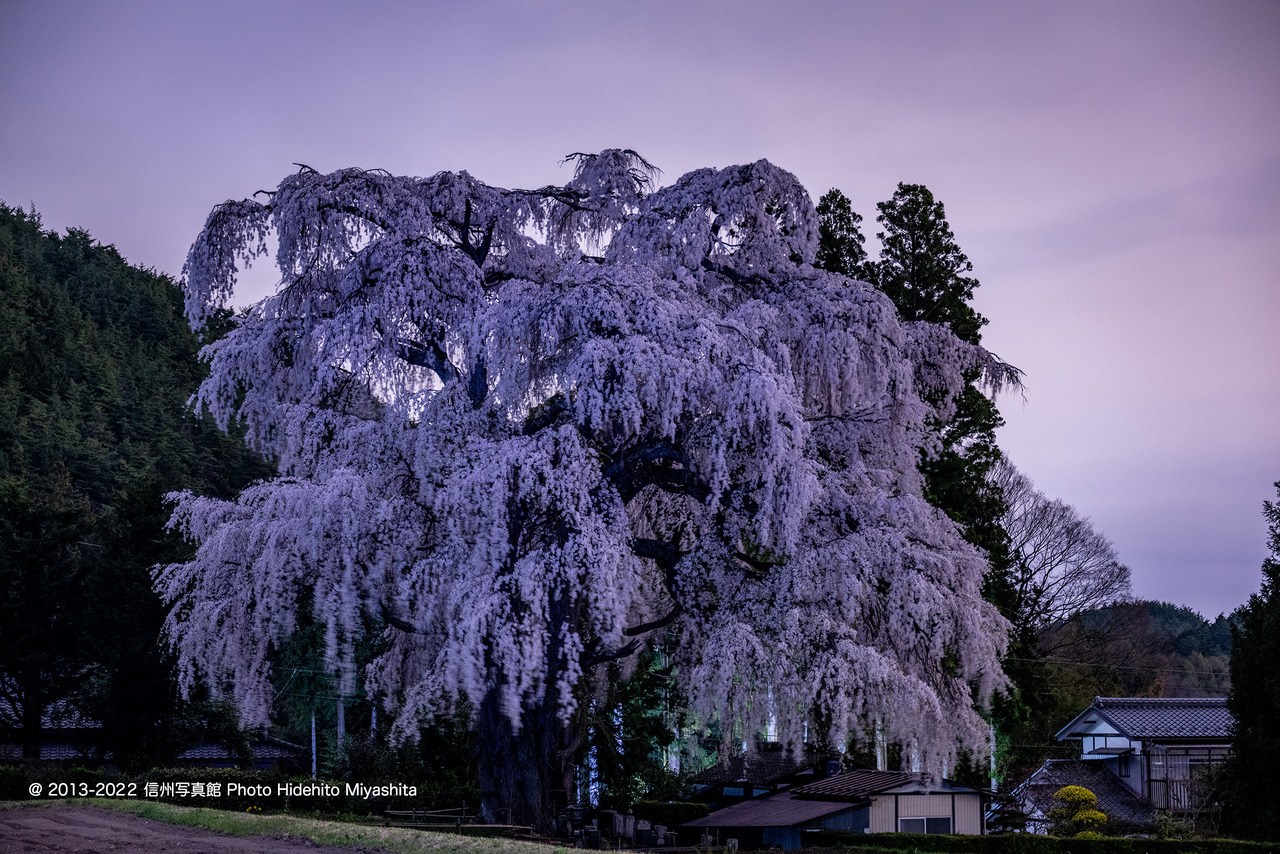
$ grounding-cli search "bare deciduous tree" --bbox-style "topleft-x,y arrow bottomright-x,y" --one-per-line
992,459 -> 1131,636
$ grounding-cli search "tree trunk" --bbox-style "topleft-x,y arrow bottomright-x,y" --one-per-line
21,681 -> 42,761
475,692 -> 579,833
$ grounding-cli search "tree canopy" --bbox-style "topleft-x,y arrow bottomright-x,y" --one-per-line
1225,482 -> 1280,840
867,183 -> 986,346
0,203 -> 269,764
993,459 -> 1132,638
160,151 -> 1017,825
814,189 -> 869,281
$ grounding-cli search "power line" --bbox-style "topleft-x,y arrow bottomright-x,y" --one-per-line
1004,654 -> 1230,679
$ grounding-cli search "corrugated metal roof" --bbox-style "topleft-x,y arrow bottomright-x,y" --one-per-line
685,769 -> 971,828
0,698 -> 101,730
1092,697 -> 1231,740
683,792 -> 864,828
790,769 -> 922,800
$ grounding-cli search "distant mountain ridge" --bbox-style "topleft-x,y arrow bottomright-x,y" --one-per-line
1040,599 -> 1237,700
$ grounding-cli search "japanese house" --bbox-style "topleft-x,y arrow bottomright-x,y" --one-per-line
683,769 -> 985,849
1053,696 -> 1230,812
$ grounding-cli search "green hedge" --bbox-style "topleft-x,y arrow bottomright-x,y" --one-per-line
0,765 -> 27,800
808,831 -> 1280,854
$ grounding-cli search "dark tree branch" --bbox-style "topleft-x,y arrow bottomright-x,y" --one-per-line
583,638 -> 643,669
603,441 -> 710,504
396,337 -> 459,386
622,605 -> 682,638
454,198 -> 497,268
468,351 -> 488,407
583,603 -> 682,668
380,603 -> 417,634
701,257 -> 771,288
733,550 -> 779,578
516,185 -> 591,212
632,537 -> 685,573
522,395 -> 572,436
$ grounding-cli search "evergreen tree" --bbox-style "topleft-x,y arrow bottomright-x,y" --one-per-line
868,183 -> 986,345
0,463 -> 93,758
867,184 -> 1052,785
816,185 -> 1006,565
817,183 -> 1070,785
814,189 -> 869,280
0,203 -> 270,764
584,646 -> 682,811
1225,482 -> 1280,840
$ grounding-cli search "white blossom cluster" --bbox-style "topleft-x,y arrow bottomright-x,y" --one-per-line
157,151 -> 1013,773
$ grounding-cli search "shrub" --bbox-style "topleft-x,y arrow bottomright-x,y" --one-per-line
810,830 -> 1280,854
1048,784 -> 1108,837
0,764 -> 28,799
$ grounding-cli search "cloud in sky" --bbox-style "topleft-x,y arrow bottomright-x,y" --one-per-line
2,0 -> 1277,616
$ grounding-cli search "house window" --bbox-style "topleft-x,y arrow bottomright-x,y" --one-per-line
1119,755 -> 1130,777
899,817 -> 951,834
926,818 -> 951,834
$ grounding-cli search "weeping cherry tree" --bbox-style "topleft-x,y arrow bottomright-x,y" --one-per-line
157,151 -> 1016,827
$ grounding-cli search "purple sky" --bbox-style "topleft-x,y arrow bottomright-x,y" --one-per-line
3,1 -> 1277,618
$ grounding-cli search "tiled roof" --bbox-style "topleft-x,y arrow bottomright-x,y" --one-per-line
1014,759 -> 1154,831
0,741 -> 98,761
178,743 -> 241,761
1093,697 -> 1232,740
0,698 -> 101,730
178,737 -> 305,762
789,770 -> 922,800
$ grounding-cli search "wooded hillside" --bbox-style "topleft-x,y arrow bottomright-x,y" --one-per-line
0,203 -> 271,766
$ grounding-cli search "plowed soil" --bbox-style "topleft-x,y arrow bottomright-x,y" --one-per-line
0,804 -> 390,853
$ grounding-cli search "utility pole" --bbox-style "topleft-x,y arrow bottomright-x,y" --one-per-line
989,719 -> 997,792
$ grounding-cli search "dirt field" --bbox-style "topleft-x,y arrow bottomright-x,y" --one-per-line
0,804 -> 392,853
